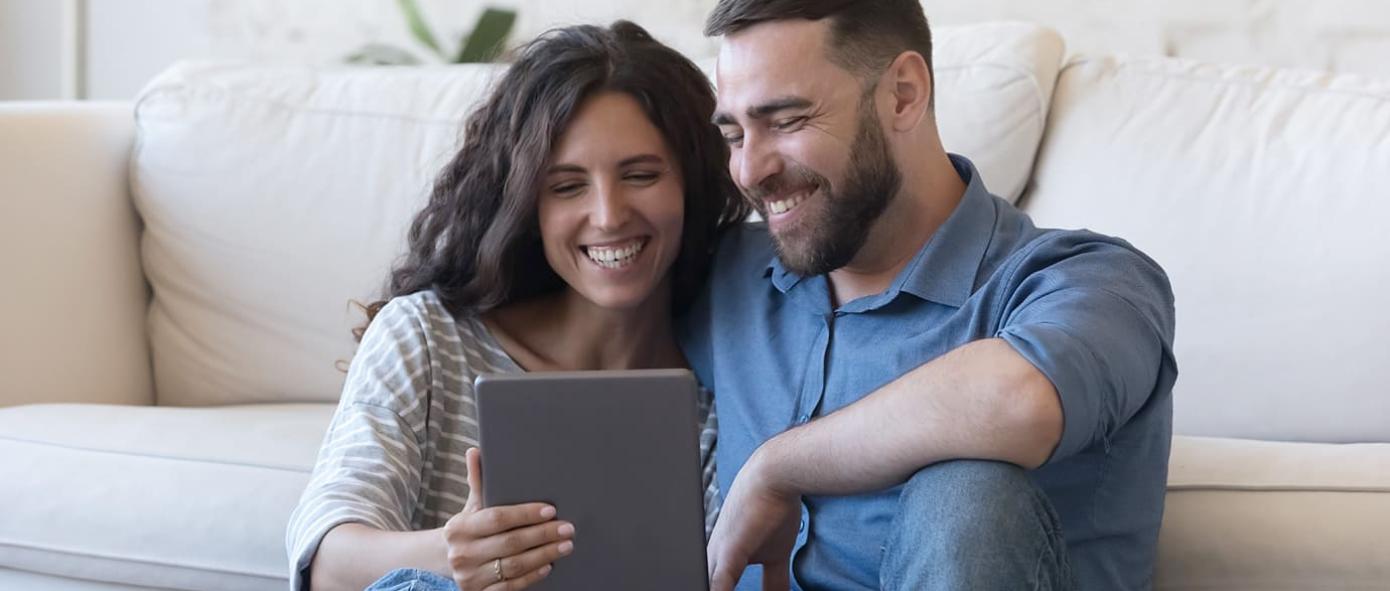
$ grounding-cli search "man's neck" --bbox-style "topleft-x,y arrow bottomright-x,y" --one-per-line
828,153 -> 966,307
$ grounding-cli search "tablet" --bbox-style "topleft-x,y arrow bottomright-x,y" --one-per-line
474,369 -> 708,590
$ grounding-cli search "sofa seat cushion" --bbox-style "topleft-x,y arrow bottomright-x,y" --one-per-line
0,403 -> 335,591
1157,435 -> 1390,590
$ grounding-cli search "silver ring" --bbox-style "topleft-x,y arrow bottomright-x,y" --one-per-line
493,557 -> 506,583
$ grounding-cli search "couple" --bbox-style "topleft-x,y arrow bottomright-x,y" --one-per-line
288,1 -> 1178,590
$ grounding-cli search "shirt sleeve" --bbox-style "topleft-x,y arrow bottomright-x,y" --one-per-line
994,233 -> 1177,464
284,298 -> 433,590
696,388 -> 721,539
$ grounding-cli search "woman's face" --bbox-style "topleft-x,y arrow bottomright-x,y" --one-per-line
538,91 -> 685,311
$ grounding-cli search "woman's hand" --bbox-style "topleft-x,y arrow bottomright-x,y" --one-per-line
443,448 -> 576,590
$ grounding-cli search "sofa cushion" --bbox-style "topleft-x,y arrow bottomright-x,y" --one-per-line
130,22 -> 1064,407
1158,436 -> 1390,589
1023,55 -> 1390,442
931,22 -> 1065,203
0,403 -> 334,590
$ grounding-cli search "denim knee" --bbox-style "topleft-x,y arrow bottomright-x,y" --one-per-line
881,460 -> 1073,591
897,459 -> 1055,545
364,568 -> 459,591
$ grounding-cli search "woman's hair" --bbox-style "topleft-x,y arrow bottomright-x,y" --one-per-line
354,20 -> 751,341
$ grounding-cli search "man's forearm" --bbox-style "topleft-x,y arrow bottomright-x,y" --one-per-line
752,338 -> 1063,497
309,523 -> 450,591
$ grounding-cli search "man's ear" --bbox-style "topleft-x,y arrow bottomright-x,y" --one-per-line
883,50 -> 933,133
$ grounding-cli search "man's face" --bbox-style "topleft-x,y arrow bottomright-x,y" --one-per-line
713,19 -> 902,276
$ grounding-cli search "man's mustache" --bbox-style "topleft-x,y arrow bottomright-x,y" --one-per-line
743,165 -> 828,203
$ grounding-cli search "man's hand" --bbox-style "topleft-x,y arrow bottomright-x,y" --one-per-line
707,450 -> 801,591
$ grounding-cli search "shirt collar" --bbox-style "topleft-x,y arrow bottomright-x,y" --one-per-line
762,154 -> 997,310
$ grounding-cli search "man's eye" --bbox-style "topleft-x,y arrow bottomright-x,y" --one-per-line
723,134 -> 744,146
773,116 -> 807,131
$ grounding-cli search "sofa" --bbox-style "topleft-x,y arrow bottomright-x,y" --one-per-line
2,20 -> 1387,590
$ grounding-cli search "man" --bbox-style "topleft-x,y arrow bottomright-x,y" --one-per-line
681,1 -> 1178,590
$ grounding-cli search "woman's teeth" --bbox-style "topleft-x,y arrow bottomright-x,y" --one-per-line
585,239 -> 646,269
767,192 -> 808,215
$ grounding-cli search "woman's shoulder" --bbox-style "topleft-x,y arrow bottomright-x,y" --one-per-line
364,290 -> 470,343
372,289 -> 448,326
367,289 -> 518,372
347,290 -> 515,410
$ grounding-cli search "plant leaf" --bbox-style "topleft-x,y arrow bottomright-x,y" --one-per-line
456,7 -> 517,63
345,43 -> 423,66
397,0 -> 448,60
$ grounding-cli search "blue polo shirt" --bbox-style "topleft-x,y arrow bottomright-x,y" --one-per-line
680,155 -> 1178,590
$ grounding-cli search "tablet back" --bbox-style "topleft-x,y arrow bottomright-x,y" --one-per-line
474,369 -> 708,590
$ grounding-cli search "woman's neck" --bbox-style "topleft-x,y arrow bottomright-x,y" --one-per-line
484,282 -> 684,372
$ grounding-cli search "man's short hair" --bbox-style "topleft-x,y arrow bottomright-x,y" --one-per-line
704,0 -> 934,98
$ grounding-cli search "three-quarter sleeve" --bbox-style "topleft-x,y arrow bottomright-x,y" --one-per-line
285,299 -> 435,590
995,234 -> 1178,463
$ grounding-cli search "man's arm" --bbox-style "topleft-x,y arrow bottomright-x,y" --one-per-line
748,337 -> 1060,498
705,338 -> 1061,591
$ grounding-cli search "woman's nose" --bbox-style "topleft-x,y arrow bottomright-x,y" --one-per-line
590,180 -> 632,232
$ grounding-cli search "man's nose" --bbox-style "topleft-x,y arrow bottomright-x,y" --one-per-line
735,135 -> 784,194
590,180 -> 632,232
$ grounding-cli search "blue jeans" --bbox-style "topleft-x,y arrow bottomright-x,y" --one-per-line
366,461 -> 1073,591
879,459 -> 1075,590
364,568 -> 457,591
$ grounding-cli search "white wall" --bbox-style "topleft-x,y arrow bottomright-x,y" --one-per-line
0,0 -> 64,100
207,0 -> 1390,79
925,0 -> 1390,78
85,0 -> 213,100
5,0 -> 1390,101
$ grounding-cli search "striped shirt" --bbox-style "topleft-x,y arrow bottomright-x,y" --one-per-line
285,290 -> 720,590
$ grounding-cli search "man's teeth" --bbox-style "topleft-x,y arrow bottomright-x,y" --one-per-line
585,239 -> 646,269
767,192 -> 808,215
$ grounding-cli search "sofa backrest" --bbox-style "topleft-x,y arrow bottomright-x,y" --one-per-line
131,23 -> 1064,407
1023,56 -> 1390,443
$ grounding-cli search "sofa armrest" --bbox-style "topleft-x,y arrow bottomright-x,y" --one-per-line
0,102 -> 153,407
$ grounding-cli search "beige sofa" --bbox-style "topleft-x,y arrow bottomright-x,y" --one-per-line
2,21 -> 1388,590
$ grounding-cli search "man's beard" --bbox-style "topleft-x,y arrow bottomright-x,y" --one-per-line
749,95 -> 903,277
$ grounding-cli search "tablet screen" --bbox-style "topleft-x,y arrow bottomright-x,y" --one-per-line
475,369 -> 708,590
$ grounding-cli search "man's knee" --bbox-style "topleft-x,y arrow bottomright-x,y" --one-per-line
884,460 -> 1073,590
897,460 -> 1054,543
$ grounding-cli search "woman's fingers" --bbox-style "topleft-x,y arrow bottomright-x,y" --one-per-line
464,447 -> 484,512
463,503 -> 559,538
484,563 -> 553,591
486,538 -> 574,591
473,520 -> 575,559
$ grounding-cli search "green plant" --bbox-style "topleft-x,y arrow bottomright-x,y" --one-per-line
347,0 -> 517,65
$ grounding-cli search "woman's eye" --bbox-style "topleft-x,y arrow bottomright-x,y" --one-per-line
722,133 -> 744,146
551,183 -> 584,196
625,172 -> 660,184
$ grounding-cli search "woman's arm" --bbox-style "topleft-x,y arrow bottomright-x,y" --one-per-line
308,448 -> 574,591
309,524 -> 450,591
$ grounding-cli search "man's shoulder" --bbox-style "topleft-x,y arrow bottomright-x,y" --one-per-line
710,222 -> 777,280
987,224 -> 1176,331
1007,227 -> 1169,287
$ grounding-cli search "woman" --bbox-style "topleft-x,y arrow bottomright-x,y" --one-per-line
285,21 -> 750,591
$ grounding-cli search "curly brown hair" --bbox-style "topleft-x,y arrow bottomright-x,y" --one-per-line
354,20 -> 750,342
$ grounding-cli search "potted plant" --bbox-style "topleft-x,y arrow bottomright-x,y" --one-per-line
347,0 -> 517,65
